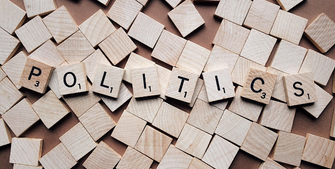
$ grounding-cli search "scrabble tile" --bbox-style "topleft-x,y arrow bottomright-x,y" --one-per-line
175,123 -> 212,159
106,0 -> 143,30
270,10 -> 308,44
266,67 -> 289,102
283,72 -> 317,106
59,123 -> 97,161
213,20 -> 250,54
273,131 -> 306,166
176,41 -> 211,76
97,0 -> 111,6
10,137 -> 43,166
188,158 -> 213,169
136,0 -> 148,6
189,78 -> 204,107
157,145 -> 193,169
57,63 -> 88,96
156,64 -> 172,100
23,0 -> 56,18
270,40 -> 307,74
123,52 -> 155,83
57,30 -> 95,64
331,108 -> 335,138
131,66 -> 160,98
276,0 -> 303,11
215,109 -> 252,146
202,135 -> 239,169
99,28 -> 137,65
241,122 -> 278,161
0,68 -> 5,81
0,0 -> 26,34
259,158 -> 285,169
168,0 -> 205,37
0,77 -> 24,114
111,111 -> 146,147
92,63 -> 124,98
13,164 -> 42,169
39,143 -> 77,169
82,49 -> 111,82
0,27 -> 20,65
128,12 -> 164,48
165,67 -> 199,104
32,90 -> 70,129
79,103 -> 116,141
2,51 -> 27,89
204,45 -> 239,73
43,6 -> 78,44
302,134 -> 335,168
301,84 -> 333,118
240,29 -> 277,66
187,99 -> 223,134
243,0 -> 280,34
260,100 -> 296,132
2,99 -> 39,136
299,49 -> 335,86
203,69 -> 235,102
152,102 -> 189,138
0,118 -> 11,147
197,82 -> 230,110
305,13 -> 335,53
231,56 -> 267,86
29,40 -> 65,67
101,83 -> 132,112
48,61 -> 67,99
151,30 -> 187,66
19,58 -> 54,94
79,9 -> 116,47
229,86 -> 264,121
83,141 -> 121,169
214,0 -> 252,25
241,68 -> 277,104
127,97 -> 163,123
116,147 -> 153,169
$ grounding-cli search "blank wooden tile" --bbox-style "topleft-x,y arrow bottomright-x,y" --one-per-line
187,99 -> 223,134
152,30 -> 187,66
305,13 -> 335,53
2,99 -> 39,136
214,0 -> 252,25
283,72 -> 317,106
106,0 -> 143,30
243,0 -> 280,34
270,10 -> 308,44
23,0 -> 56,18
131,66 -> 160,98
266,67 -> 288,102
215,109 -> 252,146
276,0 -> 303,11
101,82 -> 132,112
176,40 -> 211,76
168,0 -> 204,37
29,40 -> 65,67
301,84 -> 333,118
0,77 -> 24,114
32,90 -> 70,129
204,45 -> 239,73
202,135 -> 239,169
43,6 -> 78,44
270,40 -> 307,74
59,123 -> 97,161
97,0 -> 111,6
0,27 -> 20,65
123,52 -> 155,83
136,0 -> 148,6
92,63 -> 124,98
57,63 -> 88,96
111,111 -> 146,147
189,78 -> 204,107
10,137 -> 43,166
240,29 -> 277,66
165,0 -> 182,8
197,81 -> 230,110
241,122 -> 278,161
165,67 -> 199,104
332,108 -> 335,138
302,134 -> 335,168
127,97 -> 163,123
0,0 -> 26,34
82,49 -> 110,82
2,51 -> 27,89
299,49 -> 335,86
116,147 -> 153,169
157,145 -> 193,169
259,158 -> 285,169
273,131 -> 306,166
79,103 -> 116,141
156,64 -> 172,100
152,102 -> 189,138
0,118 -> 11,147
83,141 -> 121,169
39,143 -> 77,169
213,19 -> 250,54
188,158 -> 213,169
241,68 -> 277,104
0,68 -> 5,82
175,123 -> 212,159
48,61 -> 67,99
13,164 -> 42,169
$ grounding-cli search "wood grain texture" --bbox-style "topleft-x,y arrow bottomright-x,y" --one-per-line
157,145 -> 193,169
214,0 -> 252,25
48,61 -> 67,99
43,6 -> 78,44
39,143 -> 77,169
0,68 -> 5,82
57,63 -> 88,96
304,13 -> 335,53
136,0 -> 148,6
127,97 -> 163,123
29,40 -> 65,67
302,134 -> 335,168
131,66 -> 160,98
0,118 -> 11,147
259,158 -> 285,169
82,49 -> 110,82
13,164 -> 42,169
97,0 -> 110,6
2,51 -> 27,89
0,27 -> 20,65
188,158 -> 213,169
100,82 -> 132,112
270,10 -> 308,44
9,137 -> 43,166
0,0 -> 26,34
23,0 -> 56,18
0,77 -> 24,114
116,147 -> 153,169
189,78 -> 204,108
332,107 -> 335,138
266,67 -> 288,102
156,64 -> 172,100
123,52 -> 155,83
204,45 -> 239,73
165,0 -> 182,8
275,0 -> 303,11
197,81 -> 229,110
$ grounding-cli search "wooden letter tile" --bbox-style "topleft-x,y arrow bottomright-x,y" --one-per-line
10,137 -> 43,166
13,164 -> 42,169
123,52 -> 155,83
0,118 -> 11,147
188,158 -> 213,169
204,45 -> 239,73
82,49 -> 111,82
29,40 -> 65,67
259,158 -> 285,169
156,65 -> 172,100
0,77 -> 24,114
23,0 -> 56,18
0,68 -> 5,82
276,0 -> 303,11
57,63 -> 88,96
157,145 -> 193,169
48,61 -> 68,97
214,0 -> 252,25
266,67 -> 289,102
39,143 -> 77,169
100,82 -> 132,112
131,66 -> 160,98
0,0 -> 26,34
116,147 -> 153,169
2,51 -> 27,89
0,27 -> 20,65
127,97 -> 163,123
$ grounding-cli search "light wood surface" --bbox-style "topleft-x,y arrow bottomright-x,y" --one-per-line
29,40 -> 65,67
275,0 -> 303,11
0,118 -> 11,147
0,0 -> 26,34
123,52 -> 155,83
214,0 -> 252,25
39,143 -> 77,169
23,0 -> 55,18
266,67 -> 288,102
259,158 -> 285,169
2,51 -> 27,89
48,61 -> 67,99
0,27 -> 20,65
82,49 -> 110,82
97,0 -> 110,6
165,0 -> 182,8
197,81 -> 230,110
188,158 -> 213,169
156,64 -> 172,100
9,137 -> 42,167
126,97 -> 163,123
100,82 -> 132,112
57,63 -> 88,96
131,66 -> 160,98
0,77 -> 24,114
0,68 -> 5,82
157,145 -> 193,169
204,45 -> 239,73
116,147 -> 153,169
13,164 -> 42,169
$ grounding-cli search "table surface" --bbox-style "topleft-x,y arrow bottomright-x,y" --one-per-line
1,0 -> 335,168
